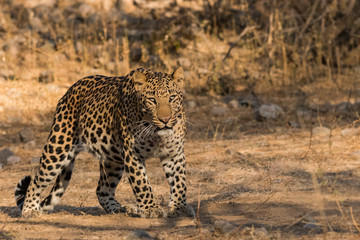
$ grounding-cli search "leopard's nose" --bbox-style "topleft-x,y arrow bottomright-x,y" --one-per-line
159,116 -> 171,124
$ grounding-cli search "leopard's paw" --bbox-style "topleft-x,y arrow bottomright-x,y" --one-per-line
168,204 -> 195,218
136,204 -> 167,218
22,209 -> 41,219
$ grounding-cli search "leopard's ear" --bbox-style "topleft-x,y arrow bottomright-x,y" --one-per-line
172,67 -> 184,89
133,71 -> 147,91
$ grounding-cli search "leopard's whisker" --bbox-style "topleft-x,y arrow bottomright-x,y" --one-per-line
136,125 -> 152,140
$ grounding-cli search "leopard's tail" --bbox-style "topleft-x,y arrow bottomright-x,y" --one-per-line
14,175 -> 31,211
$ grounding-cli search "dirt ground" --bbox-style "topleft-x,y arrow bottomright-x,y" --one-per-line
1,1 -> 360,238
0,80 -> 360,240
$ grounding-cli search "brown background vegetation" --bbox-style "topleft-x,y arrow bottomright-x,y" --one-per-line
0,0 -> 360,239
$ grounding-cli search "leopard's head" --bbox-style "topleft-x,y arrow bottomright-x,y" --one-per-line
132,67 -> 184,136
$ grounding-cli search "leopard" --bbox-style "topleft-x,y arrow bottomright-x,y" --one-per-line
14,67 -> 195,219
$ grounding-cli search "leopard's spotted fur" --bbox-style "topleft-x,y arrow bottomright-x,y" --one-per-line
15,67 -> 194,218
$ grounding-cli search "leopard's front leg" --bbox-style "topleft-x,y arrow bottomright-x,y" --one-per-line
161,148 -> 195,218
124,152 -> 166,218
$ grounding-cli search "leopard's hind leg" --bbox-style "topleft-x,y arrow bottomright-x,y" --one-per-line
40,157 -> 76,212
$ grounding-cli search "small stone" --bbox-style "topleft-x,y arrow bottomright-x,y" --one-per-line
0,163 -> 3,169
225,149 -> 234,155
254,227 -> 268,236
239,94 -> 259,108
0,135 -> 10,146
225,149 -> 238,157
312,127 -> 331,136
214,219 -> 237,236
258,103 -> 284,120
211,106 -> 228,116
336,102 -> 351,113
229,99 -> 240,109
19,128 -> 34,142
341,128 -> 360,136
7,156 -> 21,165
126,230 -> 153,240
30,157 -> 40,164
24,140 -> 36,150
288,121 -> 301,128
39,70 -> 54,83
0,148 -> 14,165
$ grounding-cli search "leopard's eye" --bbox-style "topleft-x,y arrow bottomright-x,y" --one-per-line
169,95 -> 177,102
147,97 -> 156,104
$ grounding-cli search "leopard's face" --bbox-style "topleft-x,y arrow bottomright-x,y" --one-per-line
133,68 -> 184,136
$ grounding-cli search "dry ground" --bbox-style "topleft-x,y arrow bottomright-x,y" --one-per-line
1,81 -> 360,240
1,0 -> 360,239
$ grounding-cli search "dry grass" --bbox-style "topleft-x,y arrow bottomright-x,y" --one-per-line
1,127 -> 360,239
1,0 -> 360,239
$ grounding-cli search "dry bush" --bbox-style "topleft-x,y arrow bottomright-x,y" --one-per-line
0,0 -> 359,125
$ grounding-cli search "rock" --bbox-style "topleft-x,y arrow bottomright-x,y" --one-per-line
126,230 -> 153,240
288,121 -> 301,128
211,106 -> 228,116
239,94 -> 259,108
341,128 -> 360,136
0,163 -> 3,169
257,103 -> 284,120
214,219 -> 237,236
253,227 -> 268,237
7,156 -> 21,165
0,135 -> 10,146
24,141 -> 36,150
225,149 -> 234,155
312,127 -> 331,136
336,102 -> 351,113
39,70 -> 54,83
228,99 -> 240,109
225,149 -> 239,157
10,133 -> 22,144
30,157 -> 40,164
19,128 -> 34,142
0,148 -> 14,165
